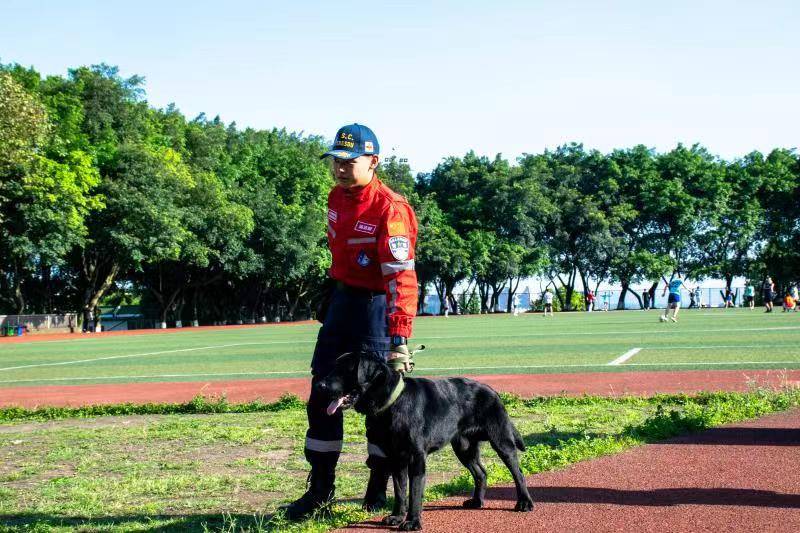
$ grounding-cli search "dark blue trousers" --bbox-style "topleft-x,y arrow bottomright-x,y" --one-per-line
305,285 -> 390,469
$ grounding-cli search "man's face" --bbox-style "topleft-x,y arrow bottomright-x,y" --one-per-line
331,155 -> 378,189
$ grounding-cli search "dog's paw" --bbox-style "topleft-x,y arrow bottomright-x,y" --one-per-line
382,515 -> 404,526
462,497 -> 483,509
514,498 -> 534,512
399,518 -> 422,531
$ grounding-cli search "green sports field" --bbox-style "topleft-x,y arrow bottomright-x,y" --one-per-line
1,309 -> 800,388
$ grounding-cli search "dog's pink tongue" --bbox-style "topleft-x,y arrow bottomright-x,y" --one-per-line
327,397 -> 346,416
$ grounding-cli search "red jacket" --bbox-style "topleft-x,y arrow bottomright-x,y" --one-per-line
327,177 -> 418,338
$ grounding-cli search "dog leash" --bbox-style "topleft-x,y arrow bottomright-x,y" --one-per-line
387,344 -> 425,373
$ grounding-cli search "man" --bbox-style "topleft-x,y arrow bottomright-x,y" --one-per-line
543,289 -> 554,316
283,124 -> 419,520
661,274 -> 688,322
586,290 -> 595,312
763,276 -> 775,313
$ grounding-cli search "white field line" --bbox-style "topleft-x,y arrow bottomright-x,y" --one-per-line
3,361 -> 800,385
608,348 -> 642,365
0,370 -> 307,384
0,343 -> 270,372
643,344 -> 798,350
4,326 -> 799,353
421,325 -> 800,341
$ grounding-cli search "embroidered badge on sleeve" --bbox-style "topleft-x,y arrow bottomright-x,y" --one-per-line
388,236 -> 410,261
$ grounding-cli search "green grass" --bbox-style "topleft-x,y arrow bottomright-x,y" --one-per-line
0,388 -> 798,532
1,309 -> 799,388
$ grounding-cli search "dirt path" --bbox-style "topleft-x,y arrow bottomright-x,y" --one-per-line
1,369 -> 799,408
340,408 -> 800,532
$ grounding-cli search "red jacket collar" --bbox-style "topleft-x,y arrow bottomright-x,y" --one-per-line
342,176 -> 380,202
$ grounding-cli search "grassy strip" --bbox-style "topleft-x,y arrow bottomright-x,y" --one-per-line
0,394 -> 306,422
0,390 -> 761,423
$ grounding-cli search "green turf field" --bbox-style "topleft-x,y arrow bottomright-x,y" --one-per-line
1,309 -> 799,388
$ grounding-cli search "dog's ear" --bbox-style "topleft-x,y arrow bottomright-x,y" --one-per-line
356,354 -> 385,391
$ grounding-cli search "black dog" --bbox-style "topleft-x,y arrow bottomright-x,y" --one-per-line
317,351 -> 534,531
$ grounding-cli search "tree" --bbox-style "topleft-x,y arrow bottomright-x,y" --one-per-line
518,144 -> 628,310
0,70 -> 103,313
234,128 -> 330,321
0,71 -> 49,171
378,156 -> 415,200
754,149 -> 800,290
608,146 -> 673,308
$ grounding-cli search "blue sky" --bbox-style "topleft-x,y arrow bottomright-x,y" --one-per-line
2,0 -> 798,172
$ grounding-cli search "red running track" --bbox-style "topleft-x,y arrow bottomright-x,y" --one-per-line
339,408 -> 800,532
1,369 -> 799,408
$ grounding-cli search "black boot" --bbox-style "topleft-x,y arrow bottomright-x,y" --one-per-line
282,462 -> 336,521
363,455 -> 391,511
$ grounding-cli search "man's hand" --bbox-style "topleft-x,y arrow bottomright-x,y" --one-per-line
388,344 -> 413,373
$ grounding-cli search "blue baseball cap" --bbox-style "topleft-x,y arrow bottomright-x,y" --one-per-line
321,123 -> 380,160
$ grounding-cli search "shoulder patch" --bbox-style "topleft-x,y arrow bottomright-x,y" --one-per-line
388,236 -> 410,261
388,220 -> 406,236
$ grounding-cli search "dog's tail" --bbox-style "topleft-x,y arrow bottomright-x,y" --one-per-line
511,424 -> 525,451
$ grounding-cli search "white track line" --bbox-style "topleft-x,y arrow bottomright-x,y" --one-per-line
0,343 -> 266,372
6,361 -> 800,385
608,348 -> 642,366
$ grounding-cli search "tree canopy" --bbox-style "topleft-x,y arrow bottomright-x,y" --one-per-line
1,61 -> 799,321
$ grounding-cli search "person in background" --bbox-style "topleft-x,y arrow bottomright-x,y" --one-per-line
783,291 -> 796,312
724,288 -> 734,309
601,291 -> 610,311
543,289 -> 554,317
763,276 -> 775,313
661,274 -> 689,323
791,285 -> 799,313
642,290 -> 650,310
586,289 -> 595,312
744,281 -> 755,310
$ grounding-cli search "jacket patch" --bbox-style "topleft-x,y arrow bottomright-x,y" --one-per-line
328,209 -> 338,223
388,236 -> 410,261
388,220 -> 406,236
354,220 -> 377,234
357,250 -> 371,267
